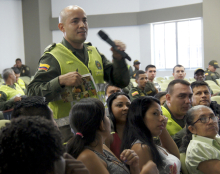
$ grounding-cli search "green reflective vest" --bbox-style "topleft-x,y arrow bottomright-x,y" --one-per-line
0,83 -> 25,100
162,106 -> 182,136
17,78 -> 26,90
45,43 -> 105,120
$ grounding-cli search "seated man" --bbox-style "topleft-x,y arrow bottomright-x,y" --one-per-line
145,64 -> 161,91
11,67 -> 26,91
173,65 -> 186,80
131,60 -> 140,79
162,79 -> 192,147
0,68 -> 25,111
0,116 -> 89,174
154,92 -> 167,106
14,58 -> 31,77
204,60 -> 220,85
129,70 -> 158,101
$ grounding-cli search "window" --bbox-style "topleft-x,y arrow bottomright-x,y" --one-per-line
152,18 -> 203,70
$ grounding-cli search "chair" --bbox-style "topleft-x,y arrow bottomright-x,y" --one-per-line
180,153 -> 189,174
205,80 -> 218,86
211,96 -> 220,104
212,88 -> 220,94
168,76 -> 174,80
216,79 -> 220,86
161,79 -> 172,83
132,81 -> 138,87
19,76 -> 31,85
159,83 -> 168,92
155,77 -> 165,83
0,120 -> 10,129
189,77 -> 196,82
209,84 -> 220,91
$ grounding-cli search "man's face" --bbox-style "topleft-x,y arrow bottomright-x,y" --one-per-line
194,71 -> 205,81
192,86 -> 211,107
15,73 -> 20,83
166,83 -> 192,117
146,68 -> 156,81
106,86 -> 121,98
173,67 -> 186,80
16,60 -> 22,68
60,7 -> 88,46
134,64 -> 140,70
10,72 -> 16,83
208,65 -> 216,72
136,73 -> 148,90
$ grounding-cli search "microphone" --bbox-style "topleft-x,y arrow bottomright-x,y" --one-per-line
98,30 -> 131,61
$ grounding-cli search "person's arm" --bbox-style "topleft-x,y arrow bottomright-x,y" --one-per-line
129,88 -> 141,102
131,143 -> 153,171
171,127 -> 186,148
144,81 -> 158,96
159,128 -> 180,159
24,65 -> 31,77
0,91 -> 21,111
140,160 -> 159,174
77,150 -> 110,174
198,159 -> 220,174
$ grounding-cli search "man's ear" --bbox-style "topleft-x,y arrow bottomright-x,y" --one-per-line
99,120 -> 105,131
58,23 -> 65,32
135,79 -> 138,84
166,93 -> 171,103
172,73 -> 174,77
188,125 -> 197,134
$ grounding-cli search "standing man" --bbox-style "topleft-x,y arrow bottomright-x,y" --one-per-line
204,60 -> 220,85
129,70 -> 158,101
27,5 -> 130,141
131,60 -> 140,79
14,58 -> 31,77
162,79 -> 192,147
0,68 -> 24,111
172,65 -> 186,80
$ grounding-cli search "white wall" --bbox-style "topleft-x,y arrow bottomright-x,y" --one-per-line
0,0 -> 24,74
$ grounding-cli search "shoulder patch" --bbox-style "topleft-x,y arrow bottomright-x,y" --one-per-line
0,94 -> 1,97
132,91 -> 139,96
38,63 -> 50,71
205,73 -> 209,76
211,73 -> 215,76
44,43 -> 56,53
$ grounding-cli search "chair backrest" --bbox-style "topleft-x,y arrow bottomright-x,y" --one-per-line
161,79 -> 172,83
0,120 -> 11,129
180,153 -> 189,174
132,81 -> 138,87
205,80 -> 218,86
19,76 -> 31,85
159,83 -> 168,92
216,79 -> 220,86
155,77 -> 165,83
168,76 -> 174,80
189,77 -> 196,82
209,84 -> 220,90
211,96 -> 220,104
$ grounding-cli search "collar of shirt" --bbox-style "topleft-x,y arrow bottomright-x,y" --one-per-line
192,134 -> 220,147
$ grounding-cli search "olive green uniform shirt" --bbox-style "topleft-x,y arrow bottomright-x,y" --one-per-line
27,38 -> 130,102
131,69 -> 138,79
18,65 -> 31,77
204,69 -> 220,85
0,84 -> 18,111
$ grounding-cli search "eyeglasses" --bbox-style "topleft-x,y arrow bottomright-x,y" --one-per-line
192,116 -> 219,125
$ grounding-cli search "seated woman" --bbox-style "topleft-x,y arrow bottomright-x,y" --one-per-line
121,96 -> 181,173
67,98 -> 140,174
105,92 -> 131,159
180,105 -> 220,174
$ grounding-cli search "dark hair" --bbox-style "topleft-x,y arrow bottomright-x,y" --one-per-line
11,67 -> 20,74
145,65 -> 156,72
191,81 -> 211,93
67,98 -> 105,158
104,83 -> 121,95
173,64 -> 184,73
16,58 -> 21,62
11,96 -> 52,120
154,92 -> 167,101
107,92 -> 130,132
180,105 -> 211,153
167,79 -> 191,94
135,70 -> 146,80
121,96 -> 164,169
0,116 -> 63,174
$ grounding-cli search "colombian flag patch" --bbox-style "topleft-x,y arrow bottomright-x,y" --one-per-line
132,91 -> 139,96
38,63 -> 50,71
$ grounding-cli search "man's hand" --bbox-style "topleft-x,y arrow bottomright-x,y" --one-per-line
14,97 -> 22,102
64,153 -> 89,174
111,40 -> 126,60
59,72 -> 83,87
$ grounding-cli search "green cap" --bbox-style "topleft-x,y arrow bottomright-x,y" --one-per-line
133,60 -> 140,65
194,68 -> 204,75
209,60 -> 219,68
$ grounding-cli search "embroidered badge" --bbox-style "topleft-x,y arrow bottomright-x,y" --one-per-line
132,91 -> 139,96
95,61 -> 102,70
205,73 -> 209,76
38,63 -> 50,71
133,73 -> 136,77
146,90 -> 152,94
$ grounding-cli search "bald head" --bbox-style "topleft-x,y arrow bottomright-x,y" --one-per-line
59,5 -> 85,24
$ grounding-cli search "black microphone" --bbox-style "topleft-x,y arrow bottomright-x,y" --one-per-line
98,30 -> 131,61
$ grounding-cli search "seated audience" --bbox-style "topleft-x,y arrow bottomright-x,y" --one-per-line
204,60 -> 220,85
14,58 -> 31,77
0,116 -> 89,174
105,84 -> 122,100
132,60 -> 141,79
145,65 -> 156,82
180,105 -> 220,174
121,96 -> 180,173
0,68 -> 25,111
105,92 -> 131,159
11,67 -> 26,91
154,92 -> 167,106
162,79 -> 192,147
173,65 -> 186,80
67,98 -> 140,174
129,70 -> 158,101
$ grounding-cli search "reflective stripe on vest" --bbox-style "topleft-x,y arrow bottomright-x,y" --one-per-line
17,78 -> 26,89
45,43 -> 105,122
0,83 -> 25,100
161,106 -> 182,136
